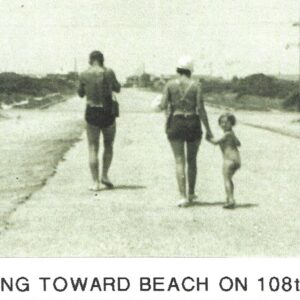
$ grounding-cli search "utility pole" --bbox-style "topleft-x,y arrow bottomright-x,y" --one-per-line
154,0 -> 161,75
292,7 -> 300,109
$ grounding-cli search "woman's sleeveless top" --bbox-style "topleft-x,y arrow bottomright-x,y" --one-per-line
166,79 -> 199,114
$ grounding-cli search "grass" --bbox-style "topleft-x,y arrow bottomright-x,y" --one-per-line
204,92 -> 284,111
137,87 -> 286,111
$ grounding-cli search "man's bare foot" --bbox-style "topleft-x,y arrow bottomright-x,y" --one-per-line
101,178 -> 114,189
177,199 -> 190,208
89,182 -> 100,191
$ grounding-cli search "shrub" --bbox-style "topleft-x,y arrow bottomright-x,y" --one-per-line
283,91 -> 300,111
0,73 -> 76,104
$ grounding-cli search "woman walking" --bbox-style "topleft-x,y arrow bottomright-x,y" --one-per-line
159,56 -> 213,207
78,50 -> 121,191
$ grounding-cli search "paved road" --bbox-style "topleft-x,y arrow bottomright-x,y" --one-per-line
0,89 -> 299,256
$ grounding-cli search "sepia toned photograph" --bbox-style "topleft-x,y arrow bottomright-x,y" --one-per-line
0,0 -> 299,256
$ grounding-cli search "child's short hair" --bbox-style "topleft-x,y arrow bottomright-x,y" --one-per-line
218,113 -> 236,126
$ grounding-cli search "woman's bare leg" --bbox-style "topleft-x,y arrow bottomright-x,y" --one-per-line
86,123 -> 101,190
186,139 -> 201,199
169,140 -> 186,199
101,122 -> 116,186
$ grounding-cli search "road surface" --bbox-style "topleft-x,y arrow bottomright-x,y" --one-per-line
0,89 -> 299,256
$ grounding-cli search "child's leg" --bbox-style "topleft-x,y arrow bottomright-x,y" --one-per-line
222,160 -> 237,204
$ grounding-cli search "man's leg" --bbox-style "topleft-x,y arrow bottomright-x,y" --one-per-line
86,123 -> 101,190
101,122 -> 116,187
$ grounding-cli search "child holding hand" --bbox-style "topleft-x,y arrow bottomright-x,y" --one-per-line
208,113 -> 241,209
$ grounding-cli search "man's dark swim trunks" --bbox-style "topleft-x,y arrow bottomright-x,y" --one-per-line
85,105 -> 115,128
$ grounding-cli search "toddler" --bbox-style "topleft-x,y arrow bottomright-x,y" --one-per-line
208,113 -> 241,209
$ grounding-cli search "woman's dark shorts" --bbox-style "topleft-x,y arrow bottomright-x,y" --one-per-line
85,105 -> 115,128
167,115 -> 202,142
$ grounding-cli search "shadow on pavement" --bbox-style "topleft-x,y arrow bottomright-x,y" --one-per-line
99,185 -> 147,192
189,201 -> 258,209
190,201 -> 224,207
234,203 -> 258,209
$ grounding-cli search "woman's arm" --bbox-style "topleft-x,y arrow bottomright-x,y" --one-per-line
196,83 -> 213,139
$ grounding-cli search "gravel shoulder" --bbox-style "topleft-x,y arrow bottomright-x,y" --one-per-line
0,97 -> 85,230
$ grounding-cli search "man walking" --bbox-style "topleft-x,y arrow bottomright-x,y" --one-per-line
78,50 -> 121,191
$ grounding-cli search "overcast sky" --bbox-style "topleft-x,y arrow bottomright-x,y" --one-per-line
0,0 -> 299,79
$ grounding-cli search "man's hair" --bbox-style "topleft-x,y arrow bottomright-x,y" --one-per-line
176,67 -> 191,77
89,51 -> 104,66
218,113 -> 236,126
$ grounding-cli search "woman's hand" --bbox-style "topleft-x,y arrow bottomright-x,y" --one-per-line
205,130 -> 213,140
